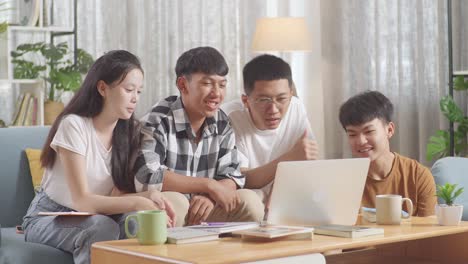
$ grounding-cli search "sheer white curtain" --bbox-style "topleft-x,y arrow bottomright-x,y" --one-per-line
5,0 -> 464,164
319,0 -> 466,165
74,0 -> 268,117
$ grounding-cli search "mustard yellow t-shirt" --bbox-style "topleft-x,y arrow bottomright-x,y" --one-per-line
361,153 -> 436,216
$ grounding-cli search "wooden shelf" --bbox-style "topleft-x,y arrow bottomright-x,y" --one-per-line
453,71 -> 468,76
9,26 -> 74,34
11,79 -> 43,84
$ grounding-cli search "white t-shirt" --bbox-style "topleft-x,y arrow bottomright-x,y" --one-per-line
41,114 -> 114,209
222,96 -> 313,200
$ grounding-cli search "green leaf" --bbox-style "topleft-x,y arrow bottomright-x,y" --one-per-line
440,96 -> 464,123
13,60 -> 45,79
453,187 -> 465,201
10,51 -> 23,58
454,76 -> 468,91
41,44 -> 65,62
50,68 -> 81,93
0,22 -> 7,34
426,130 -> 449,161
76,49 -> 95,73
436,183 -> 464,206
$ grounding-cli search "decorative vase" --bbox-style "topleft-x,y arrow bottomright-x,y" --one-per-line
435,204 -> 463,226
44,100 -> 64,125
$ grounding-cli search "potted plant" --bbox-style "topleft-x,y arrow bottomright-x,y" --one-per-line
435,183 -> 464,226
11,41 -> 94,124
427,76 -> 468,161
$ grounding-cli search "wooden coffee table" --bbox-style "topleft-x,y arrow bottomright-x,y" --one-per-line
91,217 -> 468,264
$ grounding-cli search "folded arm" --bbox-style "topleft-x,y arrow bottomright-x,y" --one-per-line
59,147 -> 161,215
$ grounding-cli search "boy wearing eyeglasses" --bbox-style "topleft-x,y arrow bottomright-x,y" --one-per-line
222,54 -> 319,203
135,47 -> 265,226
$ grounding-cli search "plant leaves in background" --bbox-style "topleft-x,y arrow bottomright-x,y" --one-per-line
76,49 -> 94,73
11,41 -> 94,101
454,76 -> 468,91
426,130 -> 450,162
440,95 -> 465,123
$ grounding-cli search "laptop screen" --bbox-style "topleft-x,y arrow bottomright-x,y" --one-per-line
267,158 -> 370,226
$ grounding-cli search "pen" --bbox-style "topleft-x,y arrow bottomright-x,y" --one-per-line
200,222 -> 226,226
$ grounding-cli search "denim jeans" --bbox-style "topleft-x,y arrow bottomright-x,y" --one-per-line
22,190 -> 135,264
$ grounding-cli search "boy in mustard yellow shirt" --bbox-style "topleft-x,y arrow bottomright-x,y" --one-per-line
339,91 -> 436,216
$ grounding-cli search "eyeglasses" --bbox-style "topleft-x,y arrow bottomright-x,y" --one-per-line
251,96 -> 291,109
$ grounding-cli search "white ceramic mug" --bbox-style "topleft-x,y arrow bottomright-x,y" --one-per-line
376,194 -> 413,225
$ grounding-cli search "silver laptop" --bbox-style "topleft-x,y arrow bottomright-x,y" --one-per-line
267,158 -> 370,226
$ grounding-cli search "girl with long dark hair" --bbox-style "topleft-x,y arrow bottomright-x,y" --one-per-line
22,50 -> 175,264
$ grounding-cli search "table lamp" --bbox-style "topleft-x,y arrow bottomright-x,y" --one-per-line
251,17 -> 311,52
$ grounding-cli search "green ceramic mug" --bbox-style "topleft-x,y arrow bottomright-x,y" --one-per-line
125,210 -> 167,245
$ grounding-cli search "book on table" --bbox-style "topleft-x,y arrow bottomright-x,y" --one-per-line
314,224 -> 384,238
233,225 -> 314,240
188,222 -> 259,234
167,227 -> 219,244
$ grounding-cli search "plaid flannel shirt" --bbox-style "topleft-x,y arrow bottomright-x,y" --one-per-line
134,96 -> 245,192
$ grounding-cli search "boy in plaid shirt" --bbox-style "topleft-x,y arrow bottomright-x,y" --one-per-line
134,47 -> 264,226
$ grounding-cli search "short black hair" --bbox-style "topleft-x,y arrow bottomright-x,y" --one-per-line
242,54 -> 292,95
175,46 -> 228,79
339,90 -> 394,129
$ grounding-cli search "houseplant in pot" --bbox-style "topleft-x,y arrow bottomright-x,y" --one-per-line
435,183 -> 464,226
11,42 -> 94,124
426,76 -> 468,162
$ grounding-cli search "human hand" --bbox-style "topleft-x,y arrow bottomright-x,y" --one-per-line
187,195 -> 215,225
147,190 -> 176,227
284,130 -> 319,161
207,179 -> 239,213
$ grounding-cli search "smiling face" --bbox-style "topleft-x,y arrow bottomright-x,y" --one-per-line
178,72 -> 227,125
99,69 -> 144,120
345,118 -> 395,161
242,79 -> 292,130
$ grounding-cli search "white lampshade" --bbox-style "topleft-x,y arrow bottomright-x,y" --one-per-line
251,17 -> 312,52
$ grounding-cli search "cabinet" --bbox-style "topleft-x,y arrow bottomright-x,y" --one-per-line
0,0 -> 76,126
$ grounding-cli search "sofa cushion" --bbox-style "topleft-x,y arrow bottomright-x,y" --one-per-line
24,148 -> 44,191
0,127 -> 49,227
0,228 -> 73,264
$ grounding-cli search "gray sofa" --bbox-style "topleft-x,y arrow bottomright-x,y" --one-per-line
432,157 -> 468,220
0,127 -> 73,264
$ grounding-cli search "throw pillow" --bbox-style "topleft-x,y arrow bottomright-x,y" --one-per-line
25,148 -> 44,192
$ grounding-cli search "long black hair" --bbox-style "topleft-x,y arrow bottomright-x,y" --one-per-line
41,50 -> 144,193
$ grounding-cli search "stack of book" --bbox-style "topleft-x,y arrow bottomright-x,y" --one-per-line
11,92 -> 39,126
314,224 -> 384,238
167,227 -> 219,244
188,222 -> 260,234
233,225 -> 314,240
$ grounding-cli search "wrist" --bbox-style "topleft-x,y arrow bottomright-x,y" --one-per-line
276,152 -> 290,164
141,191 -> 151,200
205,178 -> 217,194
219,178 -> 237,190
132,196 -> 145,211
